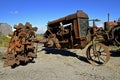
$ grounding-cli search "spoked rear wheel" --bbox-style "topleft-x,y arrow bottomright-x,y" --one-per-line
86,43 -> 110,65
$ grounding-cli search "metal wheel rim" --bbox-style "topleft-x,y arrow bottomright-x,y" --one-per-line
86,43 -> 110,65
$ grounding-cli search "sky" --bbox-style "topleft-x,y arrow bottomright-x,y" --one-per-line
0,0 -> 120,33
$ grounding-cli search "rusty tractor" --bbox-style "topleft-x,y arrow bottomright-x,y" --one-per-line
43,10 -> 110,65
104,14 -> 120,46
4,22 -> 38,68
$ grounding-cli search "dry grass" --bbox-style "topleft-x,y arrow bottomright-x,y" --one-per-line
0,35 -> 10,47
36,34 -> 44,39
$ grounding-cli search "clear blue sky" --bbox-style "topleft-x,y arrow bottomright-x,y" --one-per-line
0,0 -> 120,33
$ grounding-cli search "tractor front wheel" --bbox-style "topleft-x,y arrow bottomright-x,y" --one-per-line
86,43 -> 110,65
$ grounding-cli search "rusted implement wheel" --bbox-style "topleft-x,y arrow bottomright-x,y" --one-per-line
86,43 -> 110,65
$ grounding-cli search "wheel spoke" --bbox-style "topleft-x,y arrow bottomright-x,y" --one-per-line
99,56 -> 106,62
98,45 -> 101,51
101,50 -> 105,52
99,49 -> 106,56
97,56 -> 101,62
93,56 -> 96,60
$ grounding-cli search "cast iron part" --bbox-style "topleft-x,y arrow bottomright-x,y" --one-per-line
4,22 -> 38,67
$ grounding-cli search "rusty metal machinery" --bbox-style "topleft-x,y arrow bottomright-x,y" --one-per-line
104,20 -> 120,46
85,19 -> 110,65
85,16 -> 120,65
4,22 -> 38,68
44,10 -> 90,49
44,10 -> 110,65
4,10 -> 112,67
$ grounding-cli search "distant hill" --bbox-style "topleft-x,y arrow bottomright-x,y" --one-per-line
0,23 -> 12,35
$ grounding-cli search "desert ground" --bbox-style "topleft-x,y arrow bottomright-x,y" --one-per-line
0,45 -> 120,80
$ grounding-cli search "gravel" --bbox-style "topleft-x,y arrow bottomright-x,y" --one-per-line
0,46 -> 120,80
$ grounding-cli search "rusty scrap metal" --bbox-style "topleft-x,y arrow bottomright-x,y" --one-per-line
4,22 -> 38,67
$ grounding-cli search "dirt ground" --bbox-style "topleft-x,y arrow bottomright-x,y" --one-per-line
0,45 -> 120,80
